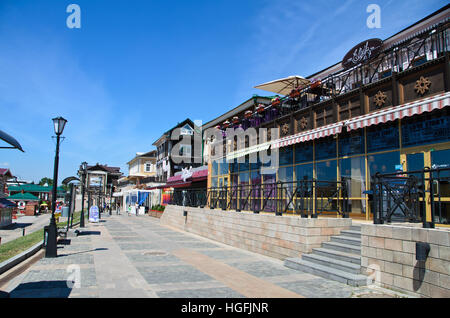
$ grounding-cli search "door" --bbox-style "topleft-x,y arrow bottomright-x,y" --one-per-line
430,149 -> 450,224
218,176 -> 228,209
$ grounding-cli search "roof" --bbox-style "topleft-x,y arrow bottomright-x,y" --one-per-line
305,4 -> 450,81
202,95 -> 275,130
7,184 -> 65,193
0,198 -> 15,208
0,168 -> 13,178
152,118 -> 198,146
8,192 -> 39,201
87,164 -> 122,174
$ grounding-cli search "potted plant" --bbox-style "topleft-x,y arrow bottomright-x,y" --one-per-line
271,97 -> 281,106
256,104 -> 265,113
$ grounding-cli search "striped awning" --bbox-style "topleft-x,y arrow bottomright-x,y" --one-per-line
271,122 -> 344,149
346,92 -> 450,131
226,142 -> 271,161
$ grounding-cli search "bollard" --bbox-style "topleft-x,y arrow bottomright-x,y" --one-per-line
23,228 -> 25,236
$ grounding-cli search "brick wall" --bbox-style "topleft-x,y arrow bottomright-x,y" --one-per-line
160,205 -> 351,260
361,224 -> 450,298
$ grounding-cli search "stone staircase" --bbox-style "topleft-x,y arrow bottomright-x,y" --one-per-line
284,224 -> 368,286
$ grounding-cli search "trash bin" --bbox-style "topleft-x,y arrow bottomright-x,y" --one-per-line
43,225 -> 49,247
62,206 -> 70,217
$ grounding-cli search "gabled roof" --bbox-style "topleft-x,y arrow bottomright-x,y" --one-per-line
8,192 -> 39,201
0,168 -> 13,178
87,164 -> 122,175
152,118 -> 199,146
7,184 -> 65,193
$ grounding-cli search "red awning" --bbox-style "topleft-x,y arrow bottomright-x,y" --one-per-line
346,92 -> 450,131
272,122 -> 344,149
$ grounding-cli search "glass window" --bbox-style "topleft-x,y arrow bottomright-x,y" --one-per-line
294,142 -> 313,163
339,131 -> 364,157
239,156 -> 250,172
316,160 -> 337,181
279,146 -> 294,166
230,159 -> 238,173
367,121 -> 399,153
212,161 -> 218,177
340,156 -> 366,198
431,149 -> 450,178
251,171 -> 261,184
210,177 -> 217,188
295,163 -> 313,181
368,151 -> 400,177
402,110 -> 450,148
219,160 -> 229,175
239,172 -> 249,185
278,166 -> 293,183
315,137 -> 337,160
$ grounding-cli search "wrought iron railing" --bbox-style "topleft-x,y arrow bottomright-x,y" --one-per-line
371,167 -> 450,226
166,179 -> 349,217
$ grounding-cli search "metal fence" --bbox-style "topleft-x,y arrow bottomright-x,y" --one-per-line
371,167 -> 450,226
165,179 -> 349,218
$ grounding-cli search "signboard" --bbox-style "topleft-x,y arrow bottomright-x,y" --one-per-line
342,38 -> 383,69
89,205 -> 99,223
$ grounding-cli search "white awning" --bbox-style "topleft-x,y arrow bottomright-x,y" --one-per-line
346,92 -> 450,131
254,75 -> 311,96
272,122 -> 344,149
226,142 -> 271,161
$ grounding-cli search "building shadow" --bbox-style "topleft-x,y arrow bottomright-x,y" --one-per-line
3,223 -> 32,230
57,247 -> 108,257
8,281 -> 72,298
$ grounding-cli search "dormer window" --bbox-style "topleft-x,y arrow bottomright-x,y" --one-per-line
180,124 -> 194,135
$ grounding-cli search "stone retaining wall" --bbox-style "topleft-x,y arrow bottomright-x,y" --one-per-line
148,210 -> 163,218
361,224 -> 450,298
160,205 -> 351,260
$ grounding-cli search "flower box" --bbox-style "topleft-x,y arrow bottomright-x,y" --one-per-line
256,104 -> 266,113
271,98 -> 281,106
232,116 -> 239,124
244,110 -> 253,118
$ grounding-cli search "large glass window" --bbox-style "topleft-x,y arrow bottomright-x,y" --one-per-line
368,151 -> 400,177
219,160 -> 229,175
315,160 -> 337,181
239,156 -> 250,172
294,142 -> 313,163
212,161 -> 218,177
402,110 -> 450,148
278,166 -> 293,183
366,121 -> 399,152
340,156 -> 366,198
210,177 -> 218,187
315,137 -> 337,160
295,163 -> 313,181
279,146 -> 294,166
339,131 -> 364,157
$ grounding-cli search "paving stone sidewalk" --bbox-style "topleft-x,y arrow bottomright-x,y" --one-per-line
1,214 -> 409,298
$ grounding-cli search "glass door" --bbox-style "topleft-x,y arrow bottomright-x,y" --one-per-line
430,149 -> 450,224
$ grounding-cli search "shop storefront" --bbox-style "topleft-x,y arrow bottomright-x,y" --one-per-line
205,6 -> 450,224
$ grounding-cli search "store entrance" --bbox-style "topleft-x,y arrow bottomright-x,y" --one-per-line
402,147 -> 450,225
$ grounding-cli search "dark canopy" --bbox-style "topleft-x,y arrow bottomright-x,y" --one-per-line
0,129 -> 24,152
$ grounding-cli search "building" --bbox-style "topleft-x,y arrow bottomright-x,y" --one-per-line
114,150 -> 164,214
203,5 -> 450,224
153,118 -> 202,183
125,150 -> 157,188
0,168 -> 14,227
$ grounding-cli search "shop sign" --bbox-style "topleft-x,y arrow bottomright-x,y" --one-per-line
89,205 -> 99,223
342,38 -> 383,69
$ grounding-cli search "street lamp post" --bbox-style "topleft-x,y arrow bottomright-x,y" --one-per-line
79,161 -> 87,228
45,116 -> 67,258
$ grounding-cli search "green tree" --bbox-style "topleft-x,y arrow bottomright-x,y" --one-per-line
38,177 -> 53,186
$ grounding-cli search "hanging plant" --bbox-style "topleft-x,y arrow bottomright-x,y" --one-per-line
256,104 -> 266,113
244,110 -> 253,118
271,97 -> 281,106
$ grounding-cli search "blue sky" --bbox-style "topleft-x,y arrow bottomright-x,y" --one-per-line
0,0 -> 447,183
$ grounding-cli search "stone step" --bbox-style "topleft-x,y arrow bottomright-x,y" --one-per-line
284,258 -> 368,287
322,241 -> 361,254
312,247 -> 361,265
350,225 -> 362,232
340,230 -> 361,238
302,253 -> 361,274
330,235 -> 361,246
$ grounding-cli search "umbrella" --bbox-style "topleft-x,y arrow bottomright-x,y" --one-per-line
254,75 -> 311,96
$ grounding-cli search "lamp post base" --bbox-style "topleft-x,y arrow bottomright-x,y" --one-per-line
45,216 -> 58,258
